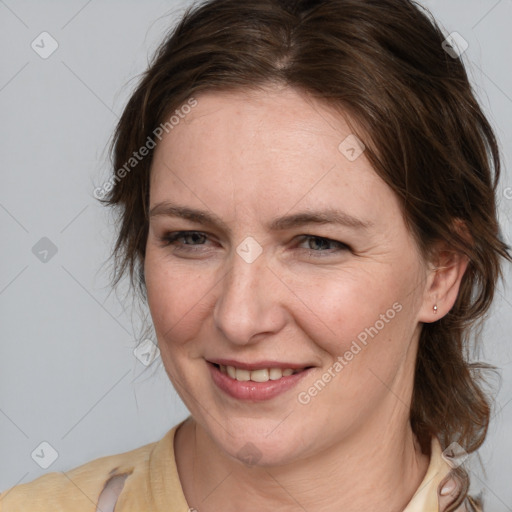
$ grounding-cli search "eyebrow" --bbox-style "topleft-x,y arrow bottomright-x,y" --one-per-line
148,202 -> 373,233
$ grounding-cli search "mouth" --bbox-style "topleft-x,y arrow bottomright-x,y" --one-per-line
212,363 -> 306,382
207,360 -> 314,401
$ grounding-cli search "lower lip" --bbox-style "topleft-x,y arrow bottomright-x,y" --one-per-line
208,362 -> 312,402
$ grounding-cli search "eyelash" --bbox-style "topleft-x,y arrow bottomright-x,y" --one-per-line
157,231 -> 350,256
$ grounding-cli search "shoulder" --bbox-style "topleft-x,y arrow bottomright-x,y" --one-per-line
0,435 -> 163,512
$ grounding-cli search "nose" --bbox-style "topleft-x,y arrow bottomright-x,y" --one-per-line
213,247 -> 287,346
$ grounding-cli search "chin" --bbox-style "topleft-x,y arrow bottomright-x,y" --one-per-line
205,417 -> 314,468
230,438 -> 303,468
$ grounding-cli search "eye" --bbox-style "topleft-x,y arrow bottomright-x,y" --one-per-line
156,231 -> 349,258
158,230 -> 214,252
296,235 -> 350,255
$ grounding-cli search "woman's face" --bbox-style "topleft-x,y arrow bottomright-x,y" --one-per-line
145,86 -> 432,466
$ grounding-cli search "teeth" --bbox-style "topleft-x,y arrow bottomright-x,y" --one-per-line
250,369 -> 269,382
269,368 -> 282,380
235,368 -> 250,381
219,365 -> 302,382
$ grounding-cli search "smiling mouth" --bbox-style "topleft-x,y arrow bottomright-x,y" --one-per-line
211,363 -> 309,383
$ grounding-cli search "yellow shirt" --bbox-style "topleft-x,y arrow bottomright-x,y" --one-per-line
0,419 -> 459,512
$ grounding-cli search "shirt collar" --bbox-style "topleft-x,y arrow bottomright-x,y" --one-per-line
403,436 -> 453,512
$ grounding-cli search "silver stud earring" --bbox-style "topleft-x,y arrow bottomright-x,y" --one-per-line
433,305 -> 438,314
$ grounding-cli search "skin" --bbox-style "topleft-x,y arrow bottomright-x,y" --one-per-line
144,85 -> 468,512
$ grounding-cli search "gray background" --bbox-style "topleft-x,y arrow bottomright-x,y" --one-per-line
0,0 -> 511,510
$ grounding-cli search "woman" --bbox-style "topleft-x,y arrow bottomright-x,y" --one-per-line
1,0 -> 509,511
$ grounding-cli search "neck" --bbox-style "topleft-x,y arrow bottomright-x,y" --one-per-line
175,414 -> 430,512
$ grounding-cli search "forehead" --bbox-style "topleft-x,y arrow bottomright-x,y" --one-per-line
155,86 -> 357,165
149,86 -> 399,228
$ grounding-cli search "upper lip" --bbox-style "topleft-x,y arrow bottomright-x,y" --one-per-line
207,358 -> 313,371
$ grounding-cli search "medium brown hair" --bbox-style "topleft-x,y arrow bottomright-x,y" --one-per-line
100,0 -> 510,508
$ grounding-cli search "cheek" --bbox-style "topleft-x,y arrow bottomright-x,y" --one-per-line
291,269 -> 420,406
287,267 -> 406,352
144,252 -> 215,347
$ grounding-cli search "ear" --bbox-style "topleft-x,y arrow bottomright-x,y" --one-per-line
418,243 -> 469,324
